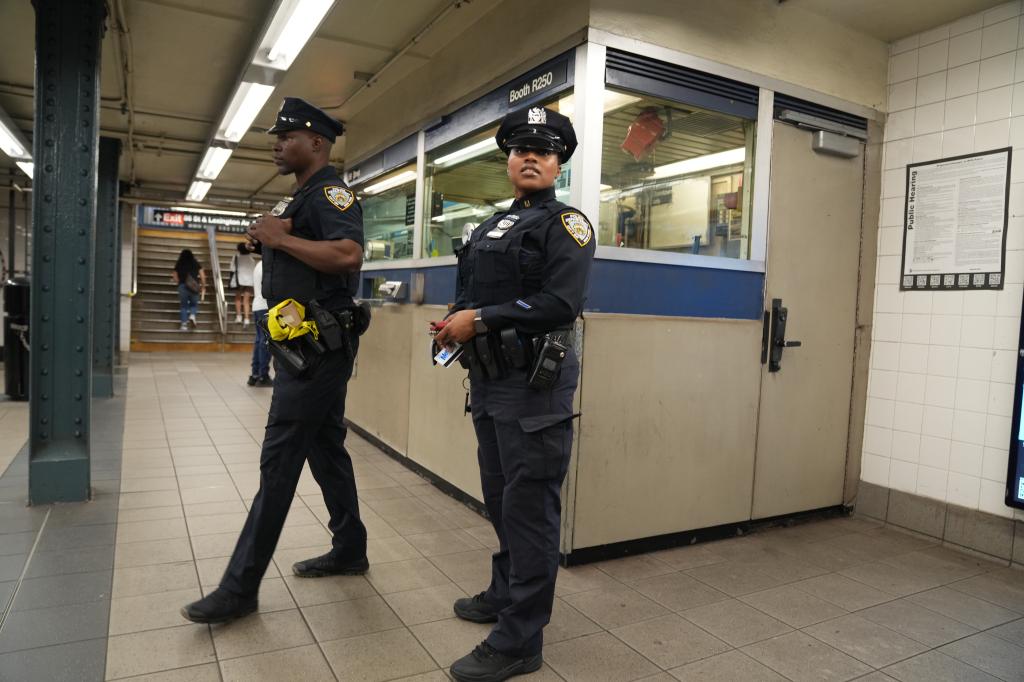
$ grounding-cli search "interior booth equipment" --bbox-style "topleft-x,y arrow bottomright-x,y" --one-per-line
344,40 -> 875,563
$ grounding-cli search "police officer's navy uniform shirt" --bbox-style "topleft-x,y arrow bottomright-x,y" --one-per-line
454,186 -> 596,335
262,165 -> 363,310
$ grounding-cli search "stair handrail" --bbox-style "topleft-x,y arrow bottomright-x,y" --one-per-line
129,209 -> 138,297
206,225 -> 227,336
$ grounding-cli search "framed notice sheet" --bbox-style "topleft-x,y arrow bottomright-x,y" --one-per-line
901,147 -> 1011,291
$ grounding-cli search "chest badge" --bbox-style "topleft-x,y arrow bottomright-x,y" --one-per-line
324,185 -> 355,212
487,214 -> 520,239
561,212 -> 593,247
270,196 -> 293,217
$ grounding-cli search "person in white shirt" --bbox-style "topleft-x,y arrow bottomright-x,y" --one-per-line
247,259 -> 271,386
230,242 -> 257,326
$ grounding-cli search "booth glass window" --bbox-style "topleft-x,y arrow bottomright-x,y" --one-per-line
423,95 -> 573,258
358,164 -> 417,261
599,87 -> 756,259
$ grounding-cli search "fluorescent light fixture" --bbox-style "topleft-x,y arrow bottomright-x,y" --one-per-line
197,147 -> 233,180
0,123 -> 28,159
652,147 -> 745,179
556,90 -> 643,120
15,161 -> 33,178
434,138 -> 499,167
603,90 -> 642,113
255,0 -> 335,71
186,180 -> 212,202
431,205 -> 491,222
217,81 -> 276,143
362,170 -> 416,195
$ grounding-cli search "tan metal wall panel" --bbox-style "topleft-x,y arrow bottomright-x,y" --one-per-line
405,306 -> 484,502
346,305 -> 412,455
569,314 -> 763,549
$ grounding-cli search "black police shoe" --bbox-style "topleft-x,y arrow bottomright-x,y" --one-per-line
450,641 -> 542,682
256,375 -> 273,387
292,551 -> 369,578
180,588 -> 257,624
246,375 -> 258,386
454,591 -> 501,623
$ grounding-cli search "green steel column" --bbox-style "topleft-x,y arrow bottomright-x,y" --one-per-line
93,137 -> 120,398
29,0 -> 106,504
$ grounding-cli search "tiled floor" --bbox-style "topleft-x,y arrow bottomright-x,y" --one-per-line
3,353 -> 1024,681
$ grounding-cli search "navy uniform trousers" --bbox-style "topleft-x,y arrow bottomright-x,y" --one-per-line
220,340 -> 367,597
470,351 -> 579,657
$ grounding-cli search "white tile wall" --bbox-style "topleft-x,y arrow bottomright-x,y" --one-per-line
868,1 -> 1024,519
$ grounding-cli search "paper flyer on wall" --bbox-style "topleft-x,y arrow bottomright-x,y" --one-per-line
900,148 -> 1011,291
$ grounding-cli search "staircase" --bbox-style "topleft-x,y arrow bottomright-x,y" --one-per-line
130,229 -> 256,350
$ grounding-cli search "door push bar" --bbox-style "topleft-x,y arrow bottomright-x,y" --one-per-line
761,298 -> 802,372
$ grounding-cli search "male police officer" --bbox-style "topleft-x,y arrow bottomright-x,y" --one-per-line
432,106 -> 595,681
182,97 -> 369,624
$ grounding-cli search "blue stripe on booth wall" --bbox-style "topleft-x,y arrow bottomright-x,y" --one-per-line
361,260 -> 764,320
585,260 -> 764,320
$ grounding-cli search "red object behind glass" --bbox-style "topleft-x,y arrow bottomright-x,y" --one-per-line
621,109 -> 665,161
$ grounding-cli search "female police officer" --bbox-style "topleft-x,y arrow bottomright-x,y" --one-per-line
433,105 -> 595,682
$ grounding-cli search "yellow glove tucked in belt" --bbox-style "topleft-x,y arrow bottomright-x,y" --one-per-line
267,299 -> 319,341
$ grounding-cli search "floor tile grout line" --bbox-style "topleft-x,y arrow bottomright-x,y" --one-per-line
211,369 -> 346,682
0,437 -> 29,480
0,506 -> 51,631
602,615 -> 733,675
103,360 -> 1024,679
553,540 -> 1023,677
197,365 -> 271,680
791,594 -> 1024,676
130,377 -> 222,682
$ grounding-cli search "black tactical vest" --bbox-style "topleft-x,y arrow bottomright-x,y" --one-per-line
458,198 -> 560,308
262,172 -> 359,310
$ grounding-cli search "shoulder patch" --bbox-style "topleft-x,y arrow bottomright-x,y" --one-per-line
560,211 -> 592,247
323,186 -> 355,212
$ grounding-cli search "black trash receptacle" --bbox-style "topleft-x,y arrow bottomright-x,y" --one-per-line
4,279 -> 29,401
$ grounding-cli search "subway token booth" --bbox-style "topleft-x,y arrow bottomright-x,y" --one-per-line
342,32 -> 881,563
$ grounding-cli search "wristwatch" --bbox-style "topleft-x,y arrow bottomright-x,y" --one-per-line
473,311 -> 488,335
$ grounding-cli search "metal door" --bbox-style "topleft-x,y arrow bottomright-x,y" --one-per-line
751,121 -> 865,519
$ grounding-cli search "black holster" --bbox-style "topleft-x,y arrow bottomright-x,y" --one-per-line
264,329 -> 325,378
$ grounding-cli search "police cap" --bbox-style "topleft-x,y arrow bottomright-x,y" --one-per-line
495,106 -> 577,163
267,97 -> 345,142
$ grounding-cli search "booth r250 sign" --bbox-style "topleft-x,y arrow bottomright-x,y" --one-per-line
507,59 -> 568,105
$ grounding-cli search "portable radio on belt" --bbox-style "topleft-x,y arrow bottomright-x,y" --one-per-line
527,334 -> 568,390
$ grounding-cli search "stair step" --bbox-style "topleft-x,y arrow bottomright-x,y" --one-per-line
133,231 -> 264,344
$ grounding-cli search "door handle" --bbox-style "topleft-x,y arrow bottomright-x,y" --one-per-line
764,298 -> 802,372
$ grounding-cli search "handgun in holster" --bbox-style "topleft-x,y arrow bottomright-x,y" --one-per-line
499,328 -> 531,370
473,334 -> 504,380
307,299 -> 344,353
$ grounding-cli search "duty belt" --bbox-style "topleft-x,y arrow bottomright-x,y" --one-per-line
461,327 -> 573,381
